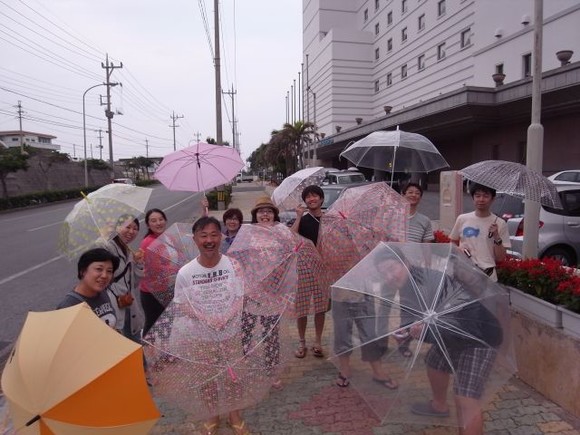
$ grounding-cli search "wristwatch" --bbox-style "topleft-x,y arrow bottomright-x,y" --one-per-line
494,238 -> 503,246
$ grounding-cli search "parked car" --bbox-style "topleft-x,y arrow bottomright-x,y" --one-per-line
112,178 -> 135,185
507,184 -> 580,266
322,169 -> 367,185
547,170 -> 580,185
279,182 -> 371,226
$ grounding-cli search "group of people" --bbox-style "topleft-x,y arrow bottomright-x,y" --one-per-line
55,179 -> 509,435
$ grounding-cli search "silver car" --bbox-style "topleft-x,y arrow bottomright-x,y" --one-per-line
507,184 -> 580,266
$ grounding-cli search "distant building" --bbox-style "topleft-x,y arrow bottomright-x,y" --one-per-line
0,130 -> 60,151
302,0 -> 580,176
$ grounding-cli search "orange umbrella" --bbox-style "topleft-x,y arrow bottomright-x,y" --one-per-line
1,304 -> 160,434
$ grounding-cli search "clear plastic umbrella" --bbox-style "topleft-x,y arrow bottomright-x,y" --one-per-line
329,242 -> 516,428
58,184 -> 153,260
460,160 -> 563,209
339,127 -> 449,186
318,182 -> 408,284
271,166 -> 326,211
145,222 -> 199,306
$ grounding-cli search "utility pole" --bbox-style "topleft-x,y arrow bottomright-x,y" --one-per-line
73,143 -> 76,159
101,53 -> 123,180
170,111 -> 184,151
214,0 -> 223,145
194,132 -> 202,143
286,92 -> 289,124
90,143 -> 94,159
15,101 -> 25,152
97,129 -> 104,160
223,86 -> 237,150
291,82 -> 295,124
145,138 -> 150,158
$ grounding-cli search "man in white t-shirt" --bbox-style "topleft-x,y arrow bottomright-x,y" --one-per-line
174,216 -> 249,435
450,183 -> 510,282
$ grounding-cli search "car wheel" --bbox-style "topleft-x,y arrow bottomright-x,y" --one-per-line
541,246 -> 577,267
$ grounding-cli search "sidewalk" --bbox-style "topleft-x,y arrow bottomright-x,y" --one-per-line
153,184 -> 580,434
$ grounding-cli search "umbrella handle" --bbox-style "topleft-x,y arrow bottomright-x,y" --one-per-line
227,366 -> 238,383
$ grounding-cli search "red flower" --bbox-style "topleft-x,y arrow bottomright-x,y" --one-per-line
433,230 -> 451,243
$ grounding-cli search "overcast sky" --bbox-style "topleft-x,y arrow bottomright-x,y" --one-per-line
0,0 -> 302,164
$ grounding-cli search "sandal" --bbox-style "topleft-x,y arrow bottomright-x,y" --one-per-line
372,377 -> 399,390
295,340 -> 307,358
336,372 -> 350,388
229,419 -> 251,435
202,421 -> 219,435
311,345 -> 324,358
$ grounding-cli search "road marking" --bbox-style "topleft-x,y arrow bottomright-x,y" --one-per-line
28,222 -> 62,231
0,255 -> 63,286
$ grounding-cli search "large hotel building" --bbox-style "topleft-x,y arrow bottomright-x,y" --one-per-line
302,0 -> 580,181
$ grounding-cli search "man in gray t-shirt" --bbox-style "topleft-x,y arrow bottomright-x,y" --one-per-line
402,183 -> 434,243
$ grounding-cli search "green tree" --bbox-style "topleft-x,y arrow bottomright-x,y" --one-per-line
277,121 -> 315,172
0,147 -> 30,198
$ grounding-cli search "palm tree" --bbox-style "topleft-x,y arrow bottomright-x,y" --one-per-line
277,121 -> 315,172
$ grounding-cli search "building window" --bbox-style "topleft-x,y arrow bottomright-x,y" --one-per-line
387,38 -> 393,52
437,0 -> 446,17
375,80 -> 380,92
375,0 -> 380,11
496,63 -> 504,74
401,64 -> 408,79
461,28 -> 471,48
375,22 -> 380,35
401,27 -> 408,42
418,14 -> 425,31
364,8 -> 369,22
375,47 -> 380,60
418,54 -> 425,71
387,11 -> 393,25
437,42 -> 446,60
522,53 -> 532,77
387,72 -> 393,86
402,0 -> 408,14
11,137 -> 18,141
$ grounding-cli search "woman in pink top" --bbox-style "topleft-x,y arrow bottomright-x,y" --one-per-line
139,208 -> 168,335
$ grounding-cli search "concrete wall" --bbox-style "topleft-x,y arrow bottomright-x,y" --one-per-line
4,155 -> 115,197
511,310 -> 580,417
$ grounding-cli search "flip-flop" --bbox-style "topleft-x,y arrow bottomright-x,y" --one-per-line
336,372 -> 350,388
411,401 -> 450,417
372,377 -> 399,390
311,345 -> 324,358
295,342 -> 307,358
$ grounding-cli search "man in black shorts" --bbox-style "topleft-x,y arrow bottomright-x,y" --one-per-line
291,185 -> 328,358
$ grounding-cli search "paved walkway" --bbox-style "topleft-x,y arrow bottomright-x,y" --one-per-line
152,182 -> 580,434
2,183 -> 579,434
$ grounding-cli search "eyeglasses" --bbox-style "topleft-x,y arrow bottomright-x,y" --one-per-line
257,209 -> 274,215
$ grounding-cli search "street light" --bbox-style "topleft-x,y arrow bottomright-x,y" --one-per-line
83,82 -> 118,187
307,86 -> 317,163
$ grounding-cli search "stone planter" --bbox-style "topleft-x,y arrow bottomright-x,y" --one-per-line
558,306 -> 580,339
508,287 -> 562,328
492,72 -> 506,86
556,49 -> 573,66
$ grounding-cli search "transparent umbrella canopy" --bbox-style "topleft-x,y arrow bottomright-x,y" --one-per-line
460,160 -> 563,209
58,184 -> 153,260
329,242 -> 517,428
340,128 -> 449,186
271,166 -> 326,211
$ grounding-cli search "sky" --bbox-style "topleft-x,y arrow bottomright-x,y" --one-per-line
0,0 -> 303,165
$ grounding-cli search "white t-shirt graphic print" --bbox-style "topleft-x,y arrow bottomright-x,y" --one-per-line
174,255 -> 243,341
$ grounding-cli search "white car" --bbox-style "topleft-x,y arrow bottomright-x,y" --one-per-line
547,170 -> 580,185
507,184 -> 580,266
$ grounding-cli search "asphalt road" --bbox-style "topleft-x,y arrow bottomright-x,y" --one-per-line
0,185 -> 205,356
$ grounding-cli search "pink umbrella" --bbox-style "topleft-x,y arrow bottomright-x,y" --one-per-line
154,142 -> 244,191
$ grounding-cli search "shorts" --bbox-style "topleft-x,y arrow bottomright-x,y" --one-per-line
424,345 -> 496,399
